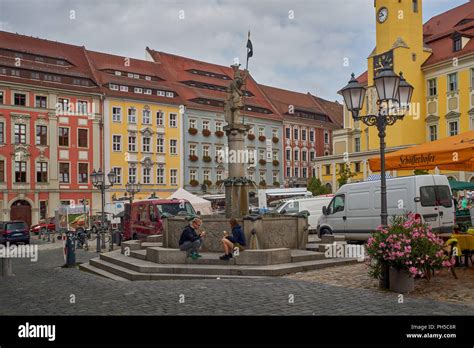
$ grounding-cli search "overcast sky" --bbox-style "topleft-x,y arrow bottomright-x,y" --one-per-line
0,0 -> 468,101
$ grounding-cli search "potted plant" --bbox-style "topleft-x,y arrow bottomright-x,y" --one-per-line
273,181 -> 280,187
202,129 -> 211,137
188,128 -> 198,135
247,133 -> 255,141
203,155 -> 212,163
189,180 -> 199,187
203,179 -> 212,187
258,135 -> 266,142
366,213 -> 454,293
259,180 -> 267,187
272,136 -> 279,143
272,160 -> 279,166
215,130 -> 224,137
259,159 -> 267,165
189,154 -> 198,162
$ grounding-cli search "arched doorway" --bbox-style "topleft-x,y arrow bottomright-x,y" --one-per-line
10,200 -> 32,228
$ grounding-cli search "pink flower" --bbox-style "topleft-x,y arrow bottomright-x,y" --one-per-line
409,267 -> 418,275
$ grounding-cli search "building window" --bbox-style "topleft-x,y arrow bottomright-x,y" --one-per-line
285,127 -> 291,139
203,145 -> 210,157
324,131 -> 329,144
0,122 -> 3,144
128,107 -> 136,123
157,137 -> 164,153
78,101 -> 88,114
59,163 -> 69,183
302,149 -> 307,162
216,121 -> 223,132
286,167 -> 291,177
302,129 -> 307,141
59,127 -> 69,146
412,0 -> 418,12
170,169 -> 178,185
78,163 -> 89,183
36,162 -> 48,183
0,160 -> 5,182
157,168 -> 164,184
309,130 -> 315,142
14,93 -> 26,106
57,98 -> 69,112
129,167 -> 137,183
286,149 -> 291,161
0,91 -> 3,104
170,139 -> 177,154
36,125 -> 47,145
120,86 -> 128,92
272,129 -> 278,138
113,167 -> 122,184
259,171 -> 266,183
273,151 -> 278,161
273,172 -> 278,183
110,84 -> 119,91
471,69 -> 474,88
35,95 -> 47,108
15,161 -> 27,183
429,125 -> 438,141
259,149 -> 265,160
190,169 -> 197,182
294,149 -> 299,161
156,111 -> 164,126
325,165 -> 330,175
294,167 -> 299,178
78,129 -> 88,148
134,87 -> 143,94
166,92 -> 174,98
189,119 -> 197,129
448,73 -> 458,92
39,201 -> 47,220
14,124 -> 27,144
294,128 -> 299,140
217,170 -> 224,182
142,108 -> 151,124
258,127 -> 265,137
453,36 -> 462,52
202,120 -> 210,130
428,78 -> 437,97
143,168 -> 151,184
355,137 -> 361,152
203,170 -> 210,182
355,162 -> 361,173
169,113 -> 177,128
128,136 -> 136,152
449,121 -> 458,136
112,107 -> 122,122
302,168 -> 307,178
310,150 -> 315,161
113,135 -> 122,152
142,137 -> 151,152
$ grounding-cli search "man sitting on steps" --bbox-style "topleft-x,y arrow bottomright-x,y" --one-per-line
179,217 -> 206,260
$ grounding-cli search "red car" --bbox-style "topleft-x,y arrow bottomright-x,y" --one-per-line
30,217 -> 56,235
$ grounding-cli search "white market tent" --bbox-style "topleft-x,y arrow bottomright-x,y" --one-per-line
168,188 -> 213,215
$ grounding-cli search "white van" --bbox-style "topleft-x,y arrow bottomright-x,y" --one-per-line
317,175 -> 455,240
274,196 -> 334,232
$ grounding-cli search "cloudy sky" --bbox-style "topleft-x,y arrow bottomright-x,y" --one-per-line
0,0 -> 468,101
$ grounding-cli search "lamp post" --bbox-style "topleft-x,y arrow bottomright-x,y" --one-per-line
91,168 -> 117,252
125,181 -> 141,206
340,68 -> 414,288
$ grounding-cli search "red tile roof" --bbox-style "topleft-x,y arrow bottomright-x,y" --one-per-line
259,84 -> 342,129
146,48 -> 282,121
0,30 -> 101,93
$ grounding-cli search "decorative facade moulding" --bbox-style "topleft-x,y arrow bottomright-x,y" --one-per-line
128,162 -> 138,168
140,156 -> 154,168
139,127 -> 154,137
36,115 -> 49,125
445,111 -> 461,120
12,145 -> 31,161
128,130 -> 138,136
11,113 -> 31,123
425,114 -> 440,123
392,37 -> 409,49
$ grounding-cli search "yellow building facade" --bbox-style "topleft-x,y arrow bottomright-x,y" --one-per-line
315,0 -> 474,191
104,98 -> 183,200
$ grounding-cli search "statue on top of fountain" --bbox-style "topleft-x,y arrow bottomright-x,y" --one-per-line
224,64 -> 248,126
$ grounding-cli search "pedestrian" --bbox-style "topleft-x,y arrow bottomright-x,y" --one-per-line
220,218 -> 246,260
178,217 -> 206,260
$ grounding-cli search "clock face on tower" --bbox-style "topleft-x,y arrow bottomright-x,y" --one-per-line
373,50 -> 394,75
377,7 -> 389,23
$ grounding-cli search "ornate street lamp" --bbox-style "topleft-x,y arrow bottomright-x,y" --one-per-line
339,68 -> 413,288
125,181 -> 141,205
91,168 -> 116,252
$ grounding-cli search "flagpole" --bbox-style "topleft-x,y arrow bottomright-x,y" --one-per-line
242,31 -> 251,125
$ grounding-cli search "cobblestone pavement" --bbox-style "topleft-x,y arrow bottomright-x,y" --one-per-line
286,262 -> 474,307
0,243 -> 473,316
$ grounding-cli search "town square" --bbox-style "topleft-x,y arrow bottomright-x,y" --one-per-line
0,0 -> 473,345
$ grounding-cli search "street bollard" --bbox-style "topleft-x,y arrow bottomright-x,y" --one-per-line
0,257 -> 13,277
96,232 -> 101,253
65,232 -> 76,267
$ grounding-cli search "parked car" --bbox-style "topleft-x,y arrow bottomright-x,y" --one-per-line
123,199 -> 196,241
274,196 -> 334,232
0,221 -> 30,244
317,174 -> 455,240
30,217 -> 56,235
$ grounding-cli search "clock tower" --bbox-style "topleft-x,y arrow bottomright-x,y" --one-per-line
363,0 -> 431,151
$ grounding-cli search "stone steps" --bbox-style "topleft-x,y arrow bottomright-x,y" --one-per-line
290,250 -> 326,262
79,262 -> 130,281
94,250 -> 358,278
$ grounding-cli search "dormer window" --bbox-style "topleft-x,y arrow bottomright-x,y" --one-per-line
453,32 -> 462,52
115,71 -> 121,76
